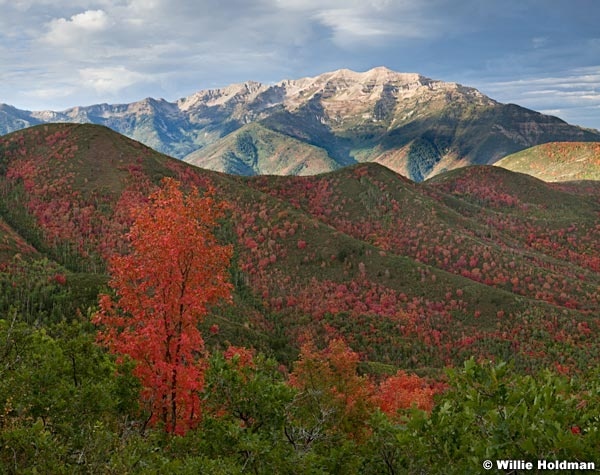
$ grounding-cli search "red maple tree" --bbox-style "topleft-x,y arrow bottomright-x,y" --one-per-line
93,178 -> 233,434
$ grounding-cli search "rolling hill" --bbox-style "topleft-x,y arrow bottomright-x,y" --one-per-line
496,141 -> 600,181
0,123 -> 599,374
185,122 -> 338,175
2,67 -> 600,181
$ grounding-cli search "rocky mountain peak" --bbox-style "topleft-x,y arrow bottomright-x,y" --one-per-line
177,81 -> 269,111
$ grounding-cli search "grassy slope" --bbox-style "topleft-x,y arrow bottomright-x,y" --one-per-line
495,141 -> 600,181
184,122 -> 339,175
1,123 -> 599,374
0,216 -> 38,263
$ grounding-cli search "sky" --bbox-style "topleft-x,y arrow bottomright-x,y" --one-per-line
1,0 -> 599,130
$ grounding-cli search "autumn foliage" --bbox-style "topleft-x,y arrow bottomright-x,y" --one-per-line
289,339 -> 436,441
93,178 -> 233,434
288,339 -> 375,442
376,370 -> 436,418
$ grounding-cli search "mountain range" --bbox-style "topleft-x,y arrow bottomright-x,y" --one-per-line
2,67 -> 600,181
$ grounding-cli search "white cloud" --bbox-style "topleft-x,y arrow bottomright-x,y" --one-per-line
44,9 -> 111,46
79,66 -> 147,94
538,109 -> 562,116
317,9 -> 390,38
273,0 -> 443,45
483,68 -> 600,104
472,66 -> 600,128
23,85 -> 77,101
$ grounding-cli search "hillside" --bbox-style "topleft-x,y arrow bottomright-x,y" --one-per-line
2,67 -> 600,181
0,123 -> 599,375
496,141 -> 600,181
185,122 -> 338,175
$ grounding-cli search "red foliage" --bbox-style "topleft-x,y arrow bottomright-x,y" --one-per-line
376,370 -> 436,419
93,178 -> 233,434
223,345 -> 255,369
52,273 -> 67,286
289,339 -> 440,435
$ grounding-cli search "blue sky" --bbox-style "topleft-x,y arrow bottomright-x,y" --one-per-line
1,0 -> 599,129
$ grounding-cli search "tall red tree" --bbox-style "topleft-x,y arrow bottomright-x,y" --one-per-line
93,178 -> 233,434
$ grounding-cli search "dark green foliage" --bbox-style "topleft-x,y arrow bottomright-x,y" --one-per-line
1,315 -> 599,473
198,352 -> 295,473
0,256 -> 69,325
0,182 -> 105,273
0,184 -> 46,251
0,316 -> 140,474
391,359 -> 600,474
0,139 -> 18,174
236,132 -> 259,168
406,138 -> 441,182
222,150 -> 256,175
0,256 -> 104,326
